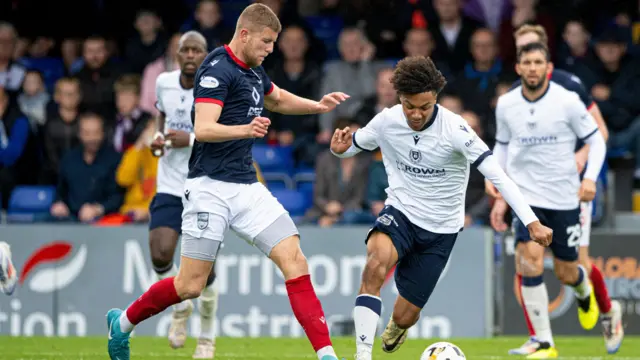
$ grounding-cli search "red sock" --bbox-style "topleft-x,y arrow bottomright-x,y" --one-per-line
125,277 -> 182,325
285,274 -> 332,352
517,274 -> 536,337
590,264 -> 612,313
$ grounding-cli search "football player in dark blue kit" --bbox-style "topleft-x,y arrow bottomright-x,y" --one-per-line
106,4 -> 349,360
485,24 -> 624,356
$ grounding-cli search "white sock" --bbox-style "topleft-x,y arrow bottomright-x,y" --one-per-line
571,265 -> 591,300
521,276 -> 554,346
156,264 -> 190,312
354,294 -> 382,357
198,283 -> 218,341
119,311 -> 134,333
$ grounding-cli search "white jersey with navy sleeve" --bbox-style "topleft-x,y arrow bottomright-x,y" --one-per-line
495,82 -> 600,210
155,70 -> 194,197
353,104 -> 491,233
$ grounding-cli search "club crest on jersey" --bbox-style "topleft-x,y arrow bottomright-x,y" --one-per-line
175,108 -> 186,119
199,76 -> 219,88
409,149 -> 422,164
527,121 -> 536,130
197,212 -> 209,230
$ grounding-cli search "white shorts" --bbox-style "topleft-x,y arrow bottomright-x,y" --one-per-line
579,201 -> 592,247
181,177 -> 296,260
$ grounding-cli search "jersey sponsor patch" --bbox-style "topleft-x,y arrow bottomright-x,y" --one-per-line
199,76 -> 219,88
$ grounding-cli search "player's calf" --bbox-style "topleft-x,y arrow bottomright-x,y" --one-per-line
554,259 -> 598,330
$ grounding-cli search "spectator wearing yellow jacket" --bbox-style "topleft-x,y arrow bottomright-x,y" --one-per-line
116,125 -> 158,222
254,160 -> 265,185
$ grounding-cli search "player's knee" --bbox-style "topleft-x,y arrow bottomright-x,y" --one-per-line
360,255 -> 388,291
517,248 -> 544,276
270,235 -> 309,279
149,231 -> 176,269
554,262 -> 579,285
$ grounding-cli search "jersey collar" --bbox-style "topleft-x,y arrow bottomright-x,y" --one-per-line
418,104 -> 439,132
521,82 -> 550,103
224,44 -> 250,70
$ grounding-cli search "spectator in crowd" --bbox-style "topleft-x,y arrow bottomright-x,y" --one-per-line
575,27 -> 640,180
498,0 -> 555,67
0,22 -> 26,94
403,28 -> 453,79
41,77 -> 82,185
124,10 -> 168,75
17,69 -> 50,129
75,36 -> 121,120
0,86 -> 39,208
366,149 -> 388,219
318,27 -> 380,144
451,28 -> 507,121
353,67 -> 398,126
139,33 -> 181,116
266,25 -> 321,145
50,112 -> 123,223
116,123 -> 157,223
438,93 -> 463,114
429,0 -> 481,73
463,0 -> 511,33
557,19 -> 593,74
305,118 -> 373,227
111,74 -> 152,153
60,39 -> 82,75
181,0 -> 232,52
461,110 -> 490,226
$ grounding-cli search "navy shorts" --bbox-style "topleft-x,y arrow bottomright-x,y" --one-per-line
512,206 -> 581,261
365,205 -> 458,309
149,193 -> 183,233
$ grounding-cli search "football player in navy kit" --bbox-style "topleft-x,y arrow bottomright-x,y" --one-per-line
106,4 -> 348,360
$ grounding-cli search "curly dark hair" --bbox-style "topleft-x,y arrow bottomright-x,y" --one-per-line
391,56 -> 447,96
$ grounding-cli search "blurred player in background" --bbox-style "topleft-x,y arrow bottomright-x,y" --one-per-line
147,31 -> 218,358
490,43 -> 608,358
330,56 -> 552,360
107,4 -> 349,360
486,25 -> 624,355
0,241 -> 18,295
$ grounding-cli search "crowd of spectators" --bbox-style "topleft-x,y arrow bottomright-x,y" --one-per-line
1,0 -> 639,226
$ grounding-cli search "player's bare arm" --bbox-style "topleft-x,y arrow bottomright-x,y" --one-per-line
193,102 -> 270,142
151,112 -> 166,156
264,82 -> 350,115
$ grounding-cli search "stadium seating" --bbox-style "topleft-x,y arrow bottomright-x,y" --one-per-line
7,185 -> 56,223
270,189 -> 311,217
19,57 -> 66,92
252,145 -> 294,173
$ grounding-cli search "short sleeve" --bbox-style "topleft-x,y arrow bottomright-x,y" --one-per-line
257,66 -> 274,95
566,93 -> 599,141
494,98 -> 511,144
451,118 -> 491,166
154,75 -> 165,113
194,64 -> 233,107
352,111 -> 384,151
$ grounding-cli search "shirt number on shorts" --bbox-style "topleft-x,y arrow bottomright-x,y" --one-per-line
566,223 -> 581,249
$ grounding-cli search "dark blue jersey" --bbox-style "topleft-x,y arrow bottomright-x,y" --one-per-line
188,45 -> 274,184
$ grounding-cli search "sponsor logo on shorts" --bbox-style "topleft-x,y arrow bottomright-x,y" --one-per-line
197,212 -> 209,230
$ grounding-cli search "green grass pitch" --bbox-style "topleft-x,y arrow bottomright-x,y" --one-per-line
0,336 -> 639,359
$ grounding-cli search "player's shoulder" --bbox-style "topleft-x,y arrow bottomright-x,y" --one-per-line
548,81 -> 580,101
496,85 -> 522,109
199,46 -> 236,76
371,104 -> 403,128
438,105 -> 468,131
156,69 -> 181,88
550,69 -> 584,90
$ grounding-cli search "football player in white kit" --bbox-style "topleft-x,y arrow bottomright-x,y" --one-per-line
490,42 -> 608,358
0,242 -> 18,295
330,56 -> 553,360
148,31 -> 217,359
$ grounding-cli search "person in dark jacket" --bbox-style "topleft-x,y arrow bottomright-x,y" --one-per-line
49,112 -> 124,222
0,86 -> 39,208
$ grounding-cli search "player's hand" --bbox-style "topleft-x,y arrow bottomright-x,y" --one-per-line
150,132 -> 165,157
314,92 -> 350,113
330,127 -> 353,154
527,221 -> 553,247
578,178 -> 597,201
485,179 -> 502,199
247,116 -> 270,138
489,198 -> 509,232
165,129 -> 191,148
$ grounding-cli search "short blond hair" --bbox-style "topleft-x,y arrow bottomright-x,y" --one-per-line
114,74 -> 141,95
236,3 -> 282,33
514,24 -> 548,45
